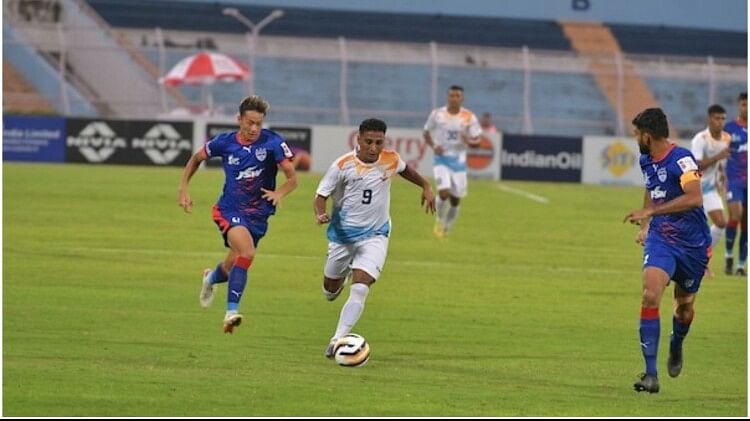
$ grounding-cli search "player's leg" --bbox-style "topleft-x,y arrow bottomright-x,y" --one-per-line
222,225 -> 257,333
725,187 -> 742,274
202,205 -> 237,308
327,236 -> 387,358
634,247 -> 674,393
737,190 -> 747,275
322,242 -> 354,302
705,191 -> 727,250
433,165 -> 452,237
200,250 -> 235,308
668,286 -> 696,378
667,246 -> 706,378
443,171 -> 467,235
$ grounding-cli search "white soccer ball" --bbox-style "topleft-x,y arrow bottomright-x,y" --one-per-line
333,333 -> 370,367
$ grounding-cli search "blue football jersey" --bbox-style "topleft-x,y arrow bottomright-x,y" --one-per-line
640,145 -> 710,249
724,118 -> 747,186
204,129 -> 294,220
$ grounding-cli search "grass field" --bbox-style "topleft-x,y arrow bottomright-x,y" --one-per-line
3,162 -> 747,416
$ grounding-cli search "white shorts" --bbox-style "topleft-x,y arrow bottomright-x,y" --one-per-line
703,190 -> 724,213
324,235 -> 389,281
433,165 -> 468,198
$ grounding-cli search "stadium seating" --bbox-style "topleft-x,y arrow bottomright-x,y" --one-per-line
88,0 -> 573,51
610,24 -> 747,59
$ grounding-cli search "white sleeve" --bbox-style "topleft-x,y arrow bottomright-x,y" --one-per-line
316,163 -> 341,198
690,134 -> 705,161
467,113 -> 483,138
396,153 -> 407,173
423,109 -> 437,132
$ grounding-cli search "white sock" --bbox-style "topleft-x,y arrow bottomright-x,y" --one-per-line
333,283 -> 369,340
436,197 -> 449,224
710,225 -> 725,250
444,205 -> 460,232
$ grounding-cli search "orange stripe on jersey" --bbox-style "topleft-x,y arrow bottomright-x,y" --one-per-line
337,154 -> 356,169
378,150 -> 401,173
680,170 -> 701,188
459,109 -> 474,124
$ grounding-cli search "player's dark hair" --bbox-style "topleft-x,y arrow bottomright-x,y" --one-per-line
632,108 -> 669,139
359,118 -> 387,134
239,95 -> 269,116
448,85 -> 464,92
739,92 -> 747,101
707,104 -> 726,115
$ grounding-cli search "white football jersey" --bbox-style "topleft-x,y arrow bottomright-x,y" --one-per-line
690,128 -> 730,193
316,150 -> 407,244
423,106 -> 482,172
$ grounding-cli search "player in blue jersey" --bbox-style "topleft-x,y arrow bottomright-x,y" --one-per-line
178,95 -> 298,333
624,108 -> 711,394
723,92 -> 747,276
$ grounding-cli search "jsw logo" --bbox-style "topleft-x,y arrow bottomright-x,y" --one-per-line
650,186 -> 667,200
236,166 -> 263,180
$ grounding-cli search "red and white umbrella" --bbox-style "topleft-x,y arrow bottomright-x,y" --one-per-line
160,51 -> 250,87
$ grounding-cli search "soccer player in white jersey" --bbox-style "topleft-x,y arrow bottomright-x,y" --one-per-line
690,104 -> 731,255
423,85 -> 482,238
314,118 -> 436,359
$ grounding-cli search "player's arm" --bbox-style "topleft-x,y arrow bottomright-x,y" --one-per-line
423,111 -> 443,155
697,149 -> 730,170
423,130 -> 443,156
461,115 -> 482,147
625,173 -> 703,224
313,194 -> 330,225
261,159 -> 298,206
398,164 -> 436,214
177,149 -> 208,213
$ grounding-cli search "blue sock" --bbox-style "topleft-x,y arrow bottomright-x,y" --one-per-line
670,315 -> 692,356
640,307 -> 660,377
227,257 -> 252,312
739,229 -> 747,267
726,221 -> 738,257
209,263 -> 228,285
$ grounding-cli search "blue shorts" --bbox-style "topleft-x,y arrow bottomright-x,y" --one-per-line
726,182 -> 747,205
212,205 -> 267,248
643,240 -> 708,294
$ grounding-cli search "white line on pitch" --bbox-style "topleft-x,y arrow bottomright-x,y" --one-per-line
496,184 -> 549,204
55,246 -> 633,275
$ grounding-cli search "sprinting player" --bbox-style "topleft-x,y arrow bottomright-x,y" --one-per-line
178,95 -> 298,333
423,85 -> 482,238
690,104 -> 731,256
624,108 -> 710,394
314,118 -> 435,359
723,92 -> 748,276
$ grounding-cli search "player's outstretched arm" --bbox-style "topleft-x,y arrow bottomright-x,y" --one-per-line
177,150 -> 207,213
398,165 -> 436,214
313,194 -> 330,224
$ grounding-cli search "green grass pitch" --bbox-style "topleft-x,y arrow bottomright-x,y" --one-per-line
3,163 -> 746,416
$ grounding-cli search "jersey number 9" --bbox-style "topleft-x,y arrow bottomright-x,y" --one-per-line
362,189 -> 372,204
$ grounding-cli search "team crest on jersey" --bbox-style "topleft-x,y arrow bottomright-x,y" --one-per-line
228,154 -> 239,165
255,147 -> 267,162
657,167 -> 667,182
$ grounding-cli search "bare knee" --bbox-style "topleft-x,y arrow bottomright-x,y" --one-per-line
438,190 -> 450,201
674,303 -> 694,323
641,288 -> 661,308
236,249 -> 255,261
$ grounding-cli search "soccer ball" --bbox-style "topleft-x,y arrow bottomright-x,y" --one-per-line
333,333 -> 370,367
